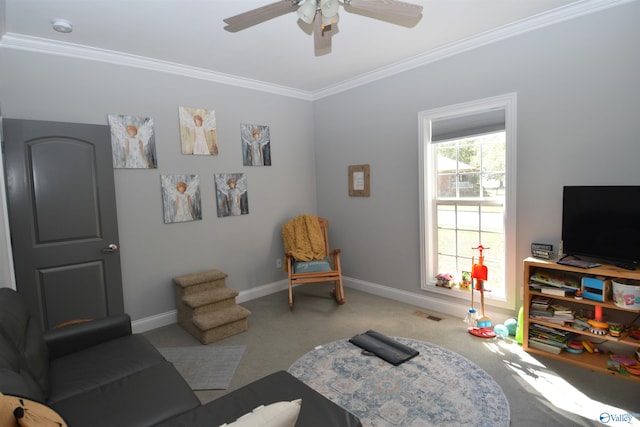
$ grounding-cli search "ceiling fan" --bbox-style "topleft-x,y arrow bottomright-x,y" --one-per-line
223,0 -> 424,56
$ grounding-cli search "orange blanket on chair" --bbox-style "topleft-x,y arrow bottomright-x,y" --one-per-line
282,214 -> 326,264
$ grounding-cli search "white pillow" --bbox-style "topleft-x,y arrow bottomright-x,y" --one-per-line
218,399 -> 302,427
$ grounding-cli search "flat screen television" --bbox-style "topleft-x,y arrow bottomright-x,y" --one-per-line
562,186 -> 640,269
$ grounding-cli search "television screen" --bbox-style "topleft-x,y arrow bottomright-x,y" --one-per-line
562,186 -> 640,268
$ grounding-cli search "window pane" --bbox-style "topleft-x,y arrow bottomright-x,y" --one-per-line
437,228 -> 456,256
457,205 -> 479,231
457,230 -> 479,259
429,131 -> 506,297
435,147 -> 457,198
481,138 -> 506,173
437,175 -> 456,198
480,231 -> 503,251
458,174 -> 480,197
482,172 -> 505,197
437,254 -> 458,277
482,258 -> 505,298
480,205 -> 503,233
437,205 -> 456,229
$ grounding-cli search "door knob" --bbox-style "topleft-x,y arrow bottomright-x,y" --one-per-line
102,243 -> 119,253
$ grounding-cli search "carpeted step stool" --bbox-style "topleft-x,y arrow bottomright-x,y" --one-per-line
173,269 -> 251,344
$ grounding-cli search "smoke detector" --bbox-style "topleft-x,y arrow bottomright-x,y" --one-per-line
52,19 -> 73,33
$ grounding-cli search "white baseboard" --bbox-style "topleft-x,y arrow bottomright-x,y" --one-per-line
236,279 -> 289,304
343,276 -> 516,324
132,310 -> 177,333
131,279 -> 289,333
131,277 -> 515,333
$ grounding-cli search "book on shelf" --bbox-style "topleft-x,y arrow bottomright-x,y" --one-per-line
539,286 -> 573,296
549,303 -> 573,315
530,270 -> 580,291
529,324 -> 573,344
530,307 -> 554,317
571,317 -> 591,331
528,339 -> 563,354
529,335 -> 567,348
529,294 -> 575,325
528,330 -> 570,345
531,295 -> 552,309
530,315 -> 574,326
530,323 -> 570,335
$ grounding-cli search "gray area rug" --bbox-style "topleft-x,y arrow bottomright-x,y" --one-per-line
159,345 -> 246,390
288,338 -> 510,427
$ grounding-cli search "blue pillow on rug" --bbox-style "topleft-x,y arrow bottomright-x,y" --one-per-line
293,257 -> 332,273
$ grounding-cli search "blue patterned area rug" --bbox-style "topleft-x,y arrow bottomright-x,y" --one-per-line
288,338 -> 510,427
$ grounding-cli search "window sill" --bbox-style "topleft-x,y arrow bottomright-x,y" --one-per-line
422,282 -> 511,310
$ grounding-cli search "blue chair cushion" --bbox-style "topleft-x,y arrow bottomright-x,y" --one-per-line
293,257 -> 332,273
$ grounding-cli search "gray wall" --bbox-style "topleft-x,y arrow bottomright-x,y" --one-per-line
1,2 -> 639,324
0,50 -> 316,322
313,1 -> 640,309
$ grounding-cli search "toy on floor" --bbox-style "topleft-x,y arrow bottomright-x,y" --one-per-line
464,307 -> 478,328
493,324 -> 509,338
468,245 -> 495,338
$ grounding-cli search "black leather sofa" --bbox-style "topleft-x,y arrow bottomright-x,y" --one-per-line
0,288 -> 361,427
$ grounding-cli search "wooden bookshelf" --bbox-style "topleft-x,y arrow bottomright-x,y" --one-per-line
523,257 -> 640,383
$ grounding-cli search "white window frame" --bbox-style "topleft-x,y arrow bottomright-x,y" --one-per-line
418,93 -> 517,311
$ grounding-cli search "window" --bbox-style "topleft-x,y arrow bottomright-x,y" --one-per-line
419,94 -> 517,310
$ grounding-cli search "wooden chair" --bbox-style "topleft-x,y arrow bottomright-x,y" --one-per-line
283,216 -> 345,309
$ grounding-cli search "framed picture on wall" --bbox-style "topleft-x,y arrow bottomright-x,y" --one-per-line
214,173 -> 249,217
349,164 -> 370,197
178,106 -> 218,156
108,114 -> 158,169
240,123 -> 271,166
160,174 -> 202,223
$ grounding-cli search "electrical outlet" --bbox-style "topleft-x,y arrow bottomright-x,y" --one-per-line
276,258 -> 282,269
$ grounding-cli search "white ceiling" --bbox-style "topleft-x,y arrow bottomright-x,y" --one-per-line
0,0 -> 621,97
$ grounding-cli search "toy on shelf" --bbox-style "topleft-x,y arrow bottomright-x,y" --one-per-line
587,305 -> 609,335
459,271 -> 472,291
468,245 -> 496,338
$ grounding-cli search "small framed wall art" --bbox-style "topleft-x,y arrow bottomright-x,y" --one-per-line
108,114 -> 158,169
160,174 -> 202,223
178,106 -> 218,156
214,173 -> 249,217
241,123 -> 271,166
348,164 -> 370,197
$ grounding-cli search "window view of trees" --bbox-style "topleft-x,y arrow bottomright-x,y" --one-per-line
434,131 -> 506,298
436,132 -> 506,199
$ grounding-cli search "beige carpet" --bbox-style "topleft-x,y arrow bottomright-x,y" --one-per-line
145,285 -> 640,426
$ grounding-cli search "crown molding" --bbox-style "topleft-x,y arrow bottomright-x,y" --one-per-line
0,0 -> 633,101
0,33 -> 316,101
312,0 -> 636,99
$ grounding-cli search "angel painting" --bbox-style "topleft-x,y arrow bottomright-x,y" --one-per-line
161,174 -> 202,223
178,106 -> 218,156
108,114 -> 157,169
241,124 -> 271,166
214,173 -> 248,217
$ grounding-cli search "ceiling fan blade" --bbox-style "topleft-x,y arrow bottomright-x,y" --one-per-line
344,0 -> 423,26
224,0 -> 300,32
345,0 -> 423,17
313,13 -> 333,56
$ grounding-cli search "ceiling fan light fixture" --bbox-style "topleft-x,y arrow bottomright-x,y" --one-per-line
320,0 -> 339,18
321,13 -> 338,27
297,0 -> 317,24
